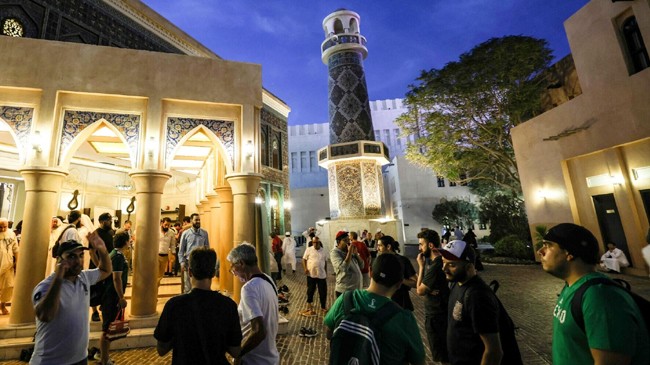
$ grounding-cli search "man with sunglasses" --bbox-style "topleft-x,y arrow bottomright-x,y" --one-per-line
30,232 -> 112,365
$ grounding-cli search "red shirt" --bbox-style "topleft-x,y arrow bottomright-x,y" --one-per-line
272,236 -> 283,254
350,240 -> 370,273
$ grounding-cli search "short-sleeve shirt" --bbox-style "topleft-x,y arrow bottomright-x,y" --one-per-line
239,275 -> 279,365
447,275 -> 499,365
154,289 -> 242,365
104,249 -> 128,301
390,254 -> 417,311
30,269 -> 101,365
552,272 -> 650,365
302,246 -> 327,279
422,255 -> 450,316
323,289 -> 425,365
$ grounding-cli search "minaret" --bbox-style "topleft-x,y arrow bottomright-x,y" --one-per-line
318,9 -> 389,220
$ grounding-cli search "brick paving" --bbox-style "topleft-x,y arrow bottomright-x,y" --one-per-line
2,261 -> 648,365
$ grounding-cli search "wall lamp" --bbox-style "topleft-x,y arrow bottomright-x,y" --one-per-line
31,131 -> 42,153
284,200 -> 292,210
245,140 -> 254,158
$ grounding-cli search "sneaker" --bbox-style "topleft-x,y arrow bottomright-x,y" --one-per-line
299,309 -> 316,317
91,312 -> 101,322
299,327 -> 318,338
278,297 -> 290,305
279,305 -> 289,314
280,285 -> 290,293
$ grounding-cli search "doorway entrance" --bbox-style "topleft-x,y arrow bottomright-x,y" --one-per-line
592,194 -> 631,263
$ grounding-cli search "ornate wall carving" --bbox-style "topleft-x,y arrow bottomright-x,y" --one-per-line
0,106 -> 33,153
165,117 -> 234,169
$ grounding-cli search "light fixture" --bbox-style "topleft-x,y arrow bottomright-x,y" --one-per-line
270,198 -> 278,207
537,190 -> 548,200
255,196 -> 263,205
610,175 -> 624,185
147,137 -> 156,159
245,140 -> 254,158
31,131 -> 42,152
633,166 -> 650,180
284,200 -> 292,210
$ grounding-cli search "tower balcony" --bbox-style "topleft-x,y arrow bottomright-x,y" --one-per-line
317,140 -> 389,169
321,33 -> 368,64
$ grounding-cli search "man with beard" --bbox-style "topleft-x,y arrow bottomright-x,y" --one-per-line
538,223 -> 649,365
330,231 -> 363,298
90,212 -> 114,322
416,229 -> 449,364
439,240 -> 502,365
178,213 -> 209,294
0,218 -> 18,315
227,243 -> 278,365
30,233 -> 112,365
158,217 -> 177,290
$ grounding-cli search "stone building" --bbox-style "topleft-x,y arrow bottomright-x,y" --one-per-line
0,0 -> 290,329
512,0 -> 650,276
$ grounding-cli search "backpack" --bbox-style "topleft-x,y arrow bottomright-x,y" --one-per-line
329,291 -> 401,365
488,280 -> 524,365
570,277 -> 650,336
52,224 -> 76,258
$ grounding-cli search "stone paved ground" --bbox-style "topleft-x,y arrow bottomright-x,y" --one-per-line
2,261 -> 648,364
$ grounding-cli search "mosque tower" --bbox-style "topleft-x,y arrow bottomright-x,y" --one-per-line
317,9 -> 390,223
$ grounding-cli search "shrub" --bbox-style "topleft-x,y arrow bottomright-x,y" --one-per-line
494,234 -> 533,259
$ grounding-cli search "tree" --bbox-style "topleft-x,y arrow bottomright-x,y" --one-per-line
478,188 -> 530,243
397,36 -> 552,194
432,199 -> 478,228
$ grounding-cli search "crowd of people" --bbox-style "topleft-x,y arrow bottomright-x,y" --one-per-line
0,209 -> 647,365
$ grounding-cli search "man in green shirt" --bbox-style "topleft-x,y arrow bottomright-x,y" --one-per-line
324,253 -> 425,365
538,223 -> 649,365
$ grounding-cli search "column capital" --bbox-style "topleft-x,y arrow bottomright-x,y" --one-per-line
19,167 -> 68,190
129,169 -> 172,194
215,185 -> 233,204
225,173 -> 262,196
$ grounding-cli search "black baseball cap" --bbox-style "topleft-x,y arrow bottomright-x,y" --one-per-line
57,240 -> 89,257
542,223 -> 599,264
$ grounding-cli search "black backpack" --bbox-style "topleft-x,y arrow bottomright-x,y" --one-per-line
329,291 -> 401,365
570,277 -> 650,336
488,280 -> 524,365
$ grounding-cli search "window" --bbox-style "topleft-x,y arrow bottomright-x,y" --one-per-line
309,151 -> 317,172
479,223 -> 487,230
301,152 -> 308,172
449,181 -> 457,187
271,131 -> 282,170
437,176 -> 445,187
460,173 -> 468,186
291,152 -> 298,172
623,16 -> 650,74
375,130 -> 381,141
383,129 -> 390,144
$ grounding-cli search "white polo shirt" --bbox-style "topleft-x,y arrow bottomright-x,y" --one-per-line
30,269 -> 101,365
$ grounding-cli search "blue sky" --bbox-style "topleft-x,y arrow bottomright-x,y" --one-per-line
141,1 -> 590,125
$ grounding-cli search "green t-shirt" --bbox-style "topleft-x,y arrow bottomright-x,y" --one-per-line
552,272 -> 650,365
323,289 -> 425,365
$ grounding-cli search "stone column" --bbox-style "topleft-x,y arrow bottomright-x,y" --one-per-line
225,173 -> 261,302
10,168 -> 67,325
129,170 -> 171,317
215,186 -> 234,296
207,194 -> 220,290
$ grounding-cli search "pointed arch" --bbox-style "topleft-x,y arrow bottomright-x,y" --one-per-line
58,119 -> 134,169
58,110 -> 140,168
165,123 -> 234,176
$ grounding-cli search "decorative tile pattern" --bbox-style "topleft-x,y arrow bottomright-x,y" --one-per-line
328,166 -> 340,219
361,161 -> 381,216
60,110 -> 140,164
0,106 -> 33,153
165,117 -> 234,169
335,161 -> 364,217
326,51 -> 375,144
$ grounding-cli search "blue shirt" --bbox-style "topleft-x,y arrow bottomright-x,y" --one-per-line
178,227 -> 209,266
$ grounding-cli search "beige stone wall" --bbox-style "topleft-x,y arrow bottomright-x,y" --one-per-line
512,0 -> 650,275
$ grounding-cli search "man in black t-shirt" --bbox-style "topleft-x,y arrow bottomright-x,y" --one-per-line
416,229 -> 450,364
377,235 -> 417,311
155,247 -> 242,365
439,240 -> 502,365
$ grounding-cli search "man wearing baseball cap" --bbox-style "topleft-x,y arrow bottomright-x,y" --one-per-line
439,240 -> 503,365
30,232 -> 112,365
330,231 -> 363,298
538,223 -> 649,365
